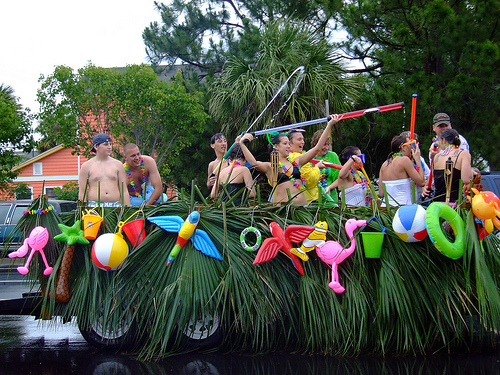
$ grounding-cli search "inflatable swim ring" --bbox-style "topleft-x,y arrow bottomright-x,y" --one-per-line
425,202 -> 465,259
240,227 -> 262,252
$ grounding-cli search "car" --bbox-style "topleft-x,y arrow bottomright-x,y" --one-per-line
476,171 -> 500,239
478,171 -> 500,197
0,199 -> 77,254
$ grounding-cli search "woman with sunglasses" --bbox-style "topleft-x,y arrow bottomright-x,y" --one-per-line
326,146 -> 371,207
378,135 -> 425,206
237,114 -> 342,205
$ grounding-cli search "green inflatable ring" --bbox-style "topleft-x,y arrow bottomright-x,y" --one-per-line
240,227 -> 262,252
425,202 -> 465,259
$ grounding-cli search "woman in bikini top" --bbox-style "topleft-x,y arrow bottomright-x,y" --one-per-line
329,146 -> 371,207
277,164 -> 301,185
237,114 -> 343,205
210,144 -> 256,206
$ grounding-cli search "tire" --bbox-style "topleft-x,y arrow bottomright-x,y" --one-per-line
494,229 -> 500,241
179,311 -> 223,349
78,305 -> 138,350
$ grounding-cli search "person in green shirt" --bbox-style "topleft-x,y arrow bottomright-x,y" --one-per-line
311,129 -> 341,203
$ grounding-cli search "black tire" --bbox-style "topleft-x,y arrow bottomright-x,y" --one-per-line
78,307 -> 138,350
179,311 -> 223,349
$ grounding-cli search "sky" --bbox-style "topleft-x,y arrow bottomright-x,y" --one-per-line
0,1 -> 162,115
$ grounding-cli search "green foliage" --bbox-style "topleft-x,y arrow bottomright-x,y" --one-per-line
208,20 -> 361,139
339,0 -> 500,168
53,181 -> 78,201
14,182 -> 32,199
143,0 -> 342,73
0,84 -> 34,192
36,63 -> 209,184
23,189 -> 500,359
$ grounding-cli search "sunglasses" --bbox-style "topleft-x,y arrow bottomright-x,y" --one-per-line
401,140 -> 419,149
353,153 -> 366,164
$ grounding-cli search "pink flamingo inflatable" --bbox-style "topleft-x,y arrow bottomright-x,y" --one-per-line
316,218 -> 366,293
8,226 -> 53,275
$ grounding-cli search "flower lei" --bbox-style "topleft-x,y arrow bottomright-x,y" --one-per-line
315,156 -> 329,188
279,159 -> 304,190
440,144 -> 458,156
124,159 -> 146,198
392,152 -> 403,159
319,167 -> 328,188
24,206 -> 55,215
230,160 -> 242,168
351,169 -> 371,206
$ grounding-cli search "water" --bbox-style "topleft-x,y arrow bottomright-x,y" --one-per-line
1,315 -> 500,374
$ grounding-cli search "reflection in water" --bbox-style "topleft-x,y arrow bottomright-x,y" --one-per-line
0,315 -> 500,374
2,350 -> 500,374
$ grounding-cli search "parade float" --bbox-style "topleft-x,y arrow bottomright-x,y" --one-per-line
6,181 -> 500,360
5,82 -> 500,358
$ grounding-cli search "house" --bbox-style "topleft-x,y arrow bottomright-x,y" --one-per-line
9,145 -> 88,199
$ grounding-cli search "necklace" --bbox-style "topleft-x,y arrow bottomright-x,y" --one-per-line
124,159 -> 146,198
350,169 -> 371,206
279,159 -> 304,190
392,152 -> 403,159
440,145 -> 458,156
316,155 -> 329,188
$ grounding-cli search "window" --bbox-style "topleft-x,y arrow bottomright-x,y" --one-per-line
33,162 -> 43,175
11,205 -> 28,224
44,187 -> 61,199
482,179 -> 491,191
0,205 -> 11,224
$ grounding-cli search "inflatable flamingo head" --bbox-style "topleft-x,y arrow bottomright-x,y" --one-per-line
27,226 -> 49,249
344,218 -> 367,235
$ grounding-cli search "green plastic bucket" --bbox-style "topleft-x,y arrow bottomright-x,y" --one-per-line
360,217 -> 386,258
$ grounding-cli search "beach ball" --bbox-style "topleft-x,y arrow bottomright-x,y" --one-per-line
92,233 -> 129,271
392,204 -> 428,243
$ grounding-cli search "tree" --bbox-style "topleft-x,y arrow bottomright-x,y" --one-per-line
0,84 -> 34,192
143,0 -> 342,74
14,183 -> 32,199
36,63 -> 209,183
338,0 -> 500,168
53,181 -> 79,201
208,21 -> 361,138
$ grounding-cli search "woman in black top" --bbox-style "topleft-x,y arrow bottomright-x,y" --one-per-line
432,129 -> 472,202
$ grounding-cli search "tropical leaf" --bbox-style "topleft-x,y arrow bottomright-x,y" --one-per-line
17,191 -> 500,359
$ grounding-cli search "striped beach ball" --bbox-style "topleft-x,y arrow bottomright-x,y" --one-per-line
392,204 -> 428,243
91,233 -> 129,271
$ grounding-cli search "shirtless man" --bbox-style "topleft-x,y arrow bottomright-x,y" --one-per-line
207,133 -> 229,190
79,133 -> 130,207
123,143 -> 167,206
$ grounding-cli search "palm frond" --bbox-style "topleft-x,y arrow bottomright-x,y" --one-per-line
17,192 -> 500,359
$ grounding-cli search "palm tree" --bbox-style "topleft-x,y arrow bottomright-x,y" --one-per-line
208,20 -> 361,138
0,83 -> 18,106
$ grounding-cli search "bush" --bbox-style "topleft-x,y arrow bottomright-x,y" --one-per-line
53,181 -> 78,201
14,182 -> 32,199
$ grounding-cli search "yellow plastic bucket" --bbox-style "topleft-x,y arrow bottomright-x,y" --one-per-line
83,214 -> 103,240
